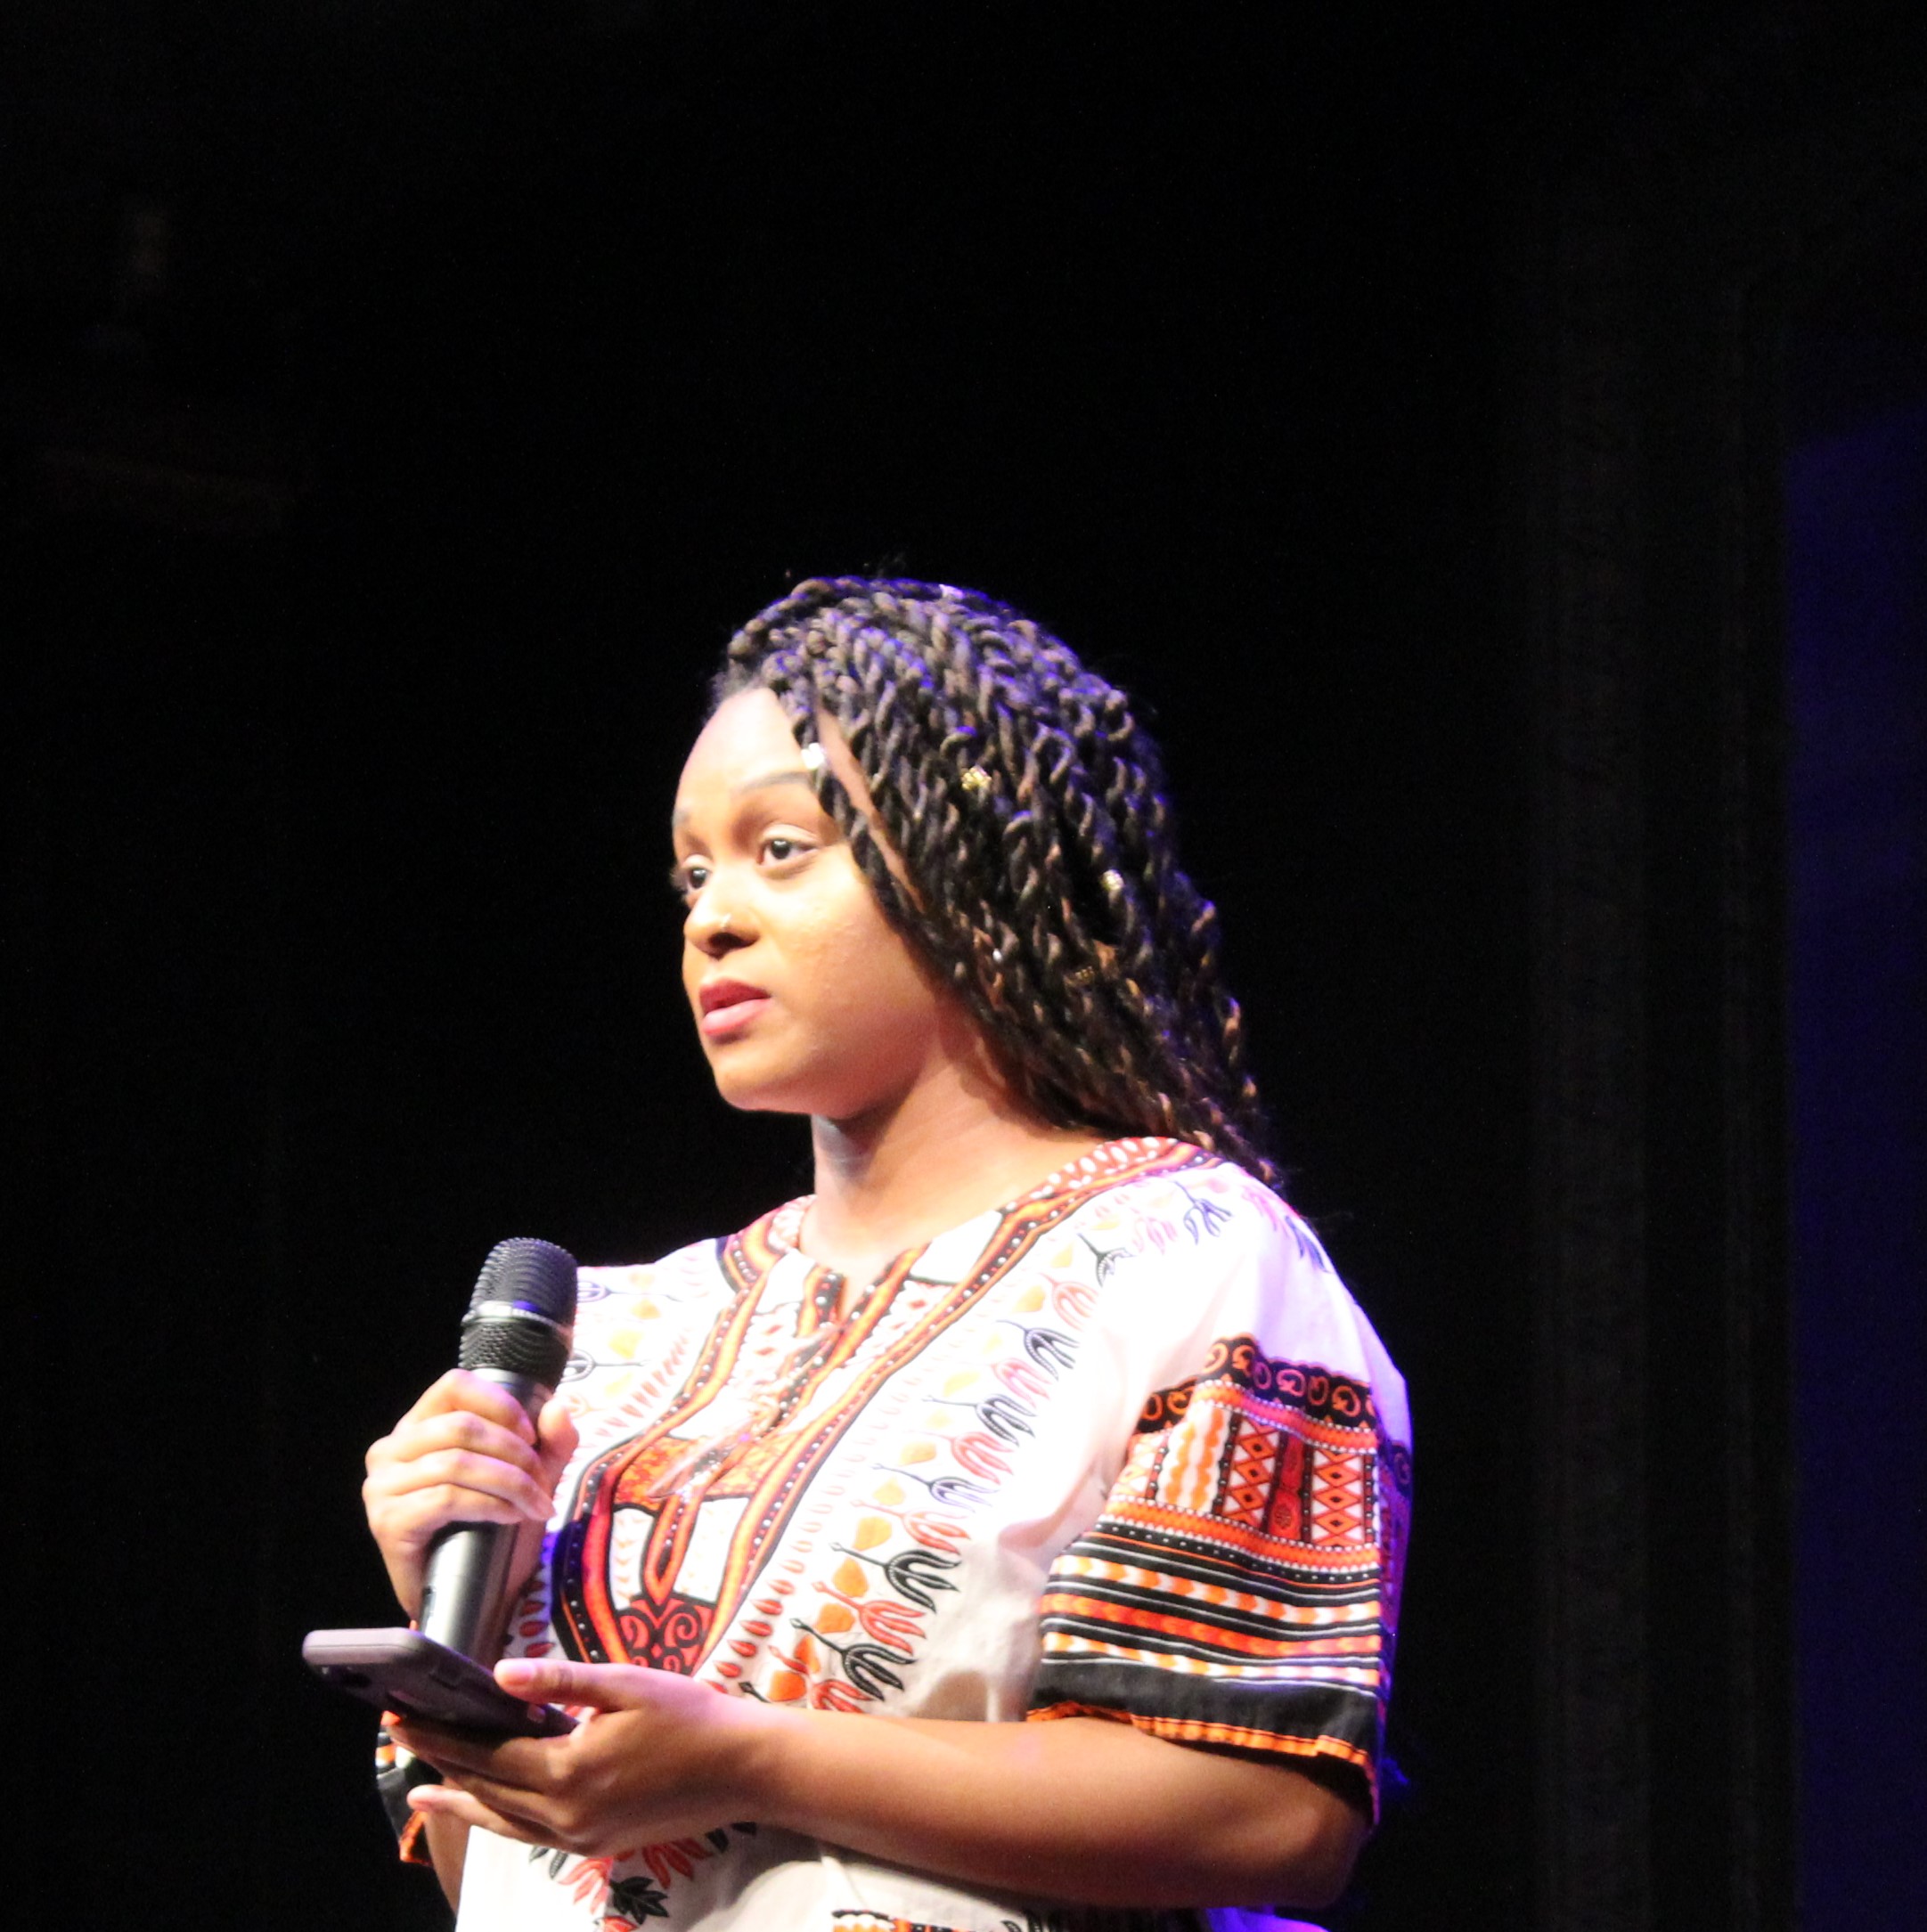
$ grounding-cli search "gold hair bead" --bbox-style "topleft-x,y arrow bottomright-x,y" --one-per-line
960,766 -> 992,795
1100,869 -> 1124,893
800,742 -> 827,773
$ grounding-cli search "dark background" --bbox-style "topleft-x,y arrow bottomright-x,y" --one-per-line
4,5 -> 1920,1929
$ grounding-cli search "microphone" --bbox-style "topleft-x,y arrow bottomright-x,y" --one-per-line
416,1236 -> 578,1663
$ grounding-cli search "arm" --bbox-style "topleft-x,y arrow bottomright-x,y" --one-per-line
363,1370 -> 581,1903
420,1814 -> 471,1913
395,1657 -> 1368,1912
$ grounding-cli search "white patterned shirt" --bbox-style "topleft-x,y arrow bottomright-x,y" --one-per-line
447,1139 -> 1410,1932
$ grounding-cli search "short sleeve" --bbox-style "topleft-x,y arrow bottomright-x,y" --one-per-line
1025,1192 -> 1411,1819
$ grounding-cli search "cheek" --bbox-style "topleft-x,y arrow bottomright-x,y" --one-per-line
679,934 -> 705,1010
788,890 -> 938,1037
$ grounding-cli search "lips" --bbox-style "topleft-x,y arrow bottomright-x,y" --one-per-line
698,978 -> 771,1039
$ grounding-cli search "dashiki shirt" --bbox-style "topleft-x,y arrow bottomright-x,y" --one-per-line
446,1137 -> 1411,1932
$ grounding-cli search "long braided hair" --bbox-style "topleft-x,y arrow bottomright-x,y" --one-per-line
716,576 -> 1280,1193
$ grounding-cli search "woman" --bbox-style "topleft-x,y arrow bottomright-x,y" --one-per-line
364,578 -> 1411,1932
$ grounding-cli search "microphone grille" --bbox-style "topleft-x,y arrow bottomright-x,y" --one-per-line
465,1237 -> 578,1325
459,1237 -> 578,1387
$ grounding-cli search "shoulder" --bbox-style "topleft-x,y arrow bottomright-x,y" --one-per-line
1063,1138 -> 1336,1283
1066,1142 -> 1409,1447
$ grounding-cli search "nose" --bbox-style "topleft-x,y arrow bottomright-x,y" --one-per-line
684,884 -> 751,958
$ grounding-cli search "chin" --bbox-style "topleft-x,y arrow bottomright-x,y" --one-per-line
714,1083 -> 803,1117
708,1060 -> 888,1124
703,1053 -> 814,1117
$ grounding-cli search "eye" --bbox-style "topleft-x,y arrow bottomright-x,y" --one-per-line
760,834 -> 812,866
668,859 -> 710,902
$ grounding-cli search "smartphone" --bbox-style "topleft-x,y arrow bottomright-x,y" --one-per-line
303,1626 -> 576,1739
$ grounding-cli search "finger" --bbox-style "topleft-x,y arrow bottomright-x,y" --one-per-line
372,1406 -> 543,1478
495,1656 -> 657,1710
401,1369 -> 540,1441
364,1486 -> 530,1554
535,1395 -> 580,1473
408,1779 -> 554,1846
363,1480 -> 552,1561
366,1444 -> 555,1520
390,1716 -> 559,1784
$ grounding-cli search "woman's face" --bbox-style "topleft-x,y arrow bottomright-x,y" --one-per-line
671,688 -> 967,1123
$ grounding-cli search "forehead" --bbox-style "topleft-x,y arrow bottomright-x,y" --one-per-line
685,687 -> 798,768
674,688 -> 808,816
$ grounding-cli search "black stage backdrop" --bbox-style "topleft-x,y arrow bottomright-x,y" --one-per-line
6,5 -> 1910,1929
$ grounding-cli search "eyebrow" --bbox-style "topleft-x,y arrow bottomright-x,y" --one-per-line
671,768 -> 816,828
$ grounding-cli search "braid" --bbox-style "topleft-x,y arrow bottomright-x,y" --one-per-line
716,576 -> 1282,1194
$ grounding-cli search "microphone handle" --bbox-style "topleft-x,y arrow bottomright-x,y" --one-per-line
417,1366 -> 552,1663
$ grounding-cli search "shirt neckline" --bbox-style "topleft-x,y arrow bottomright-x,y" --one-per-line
761,1135 -> 1192,1294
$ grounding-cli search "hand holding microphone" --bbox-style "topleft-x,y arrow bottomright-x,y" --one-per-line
306,1239 -> 582,1738
363,1239 -> 581,1654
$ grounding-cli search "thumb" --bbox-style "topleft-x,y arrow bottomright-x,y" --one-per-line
535,1395 -> 580,1472
496,1655 -> 654,1710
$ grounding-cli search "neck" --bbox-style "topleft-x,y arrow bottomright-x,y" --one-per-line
804,1068 -> 1103,1286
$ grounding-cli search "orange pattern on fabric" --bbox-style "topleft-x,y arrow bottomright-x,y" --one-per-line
553,1141 -> 1203,1685
1026,1699 -> 1377,1774
1031,1330 -> 1407,1814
